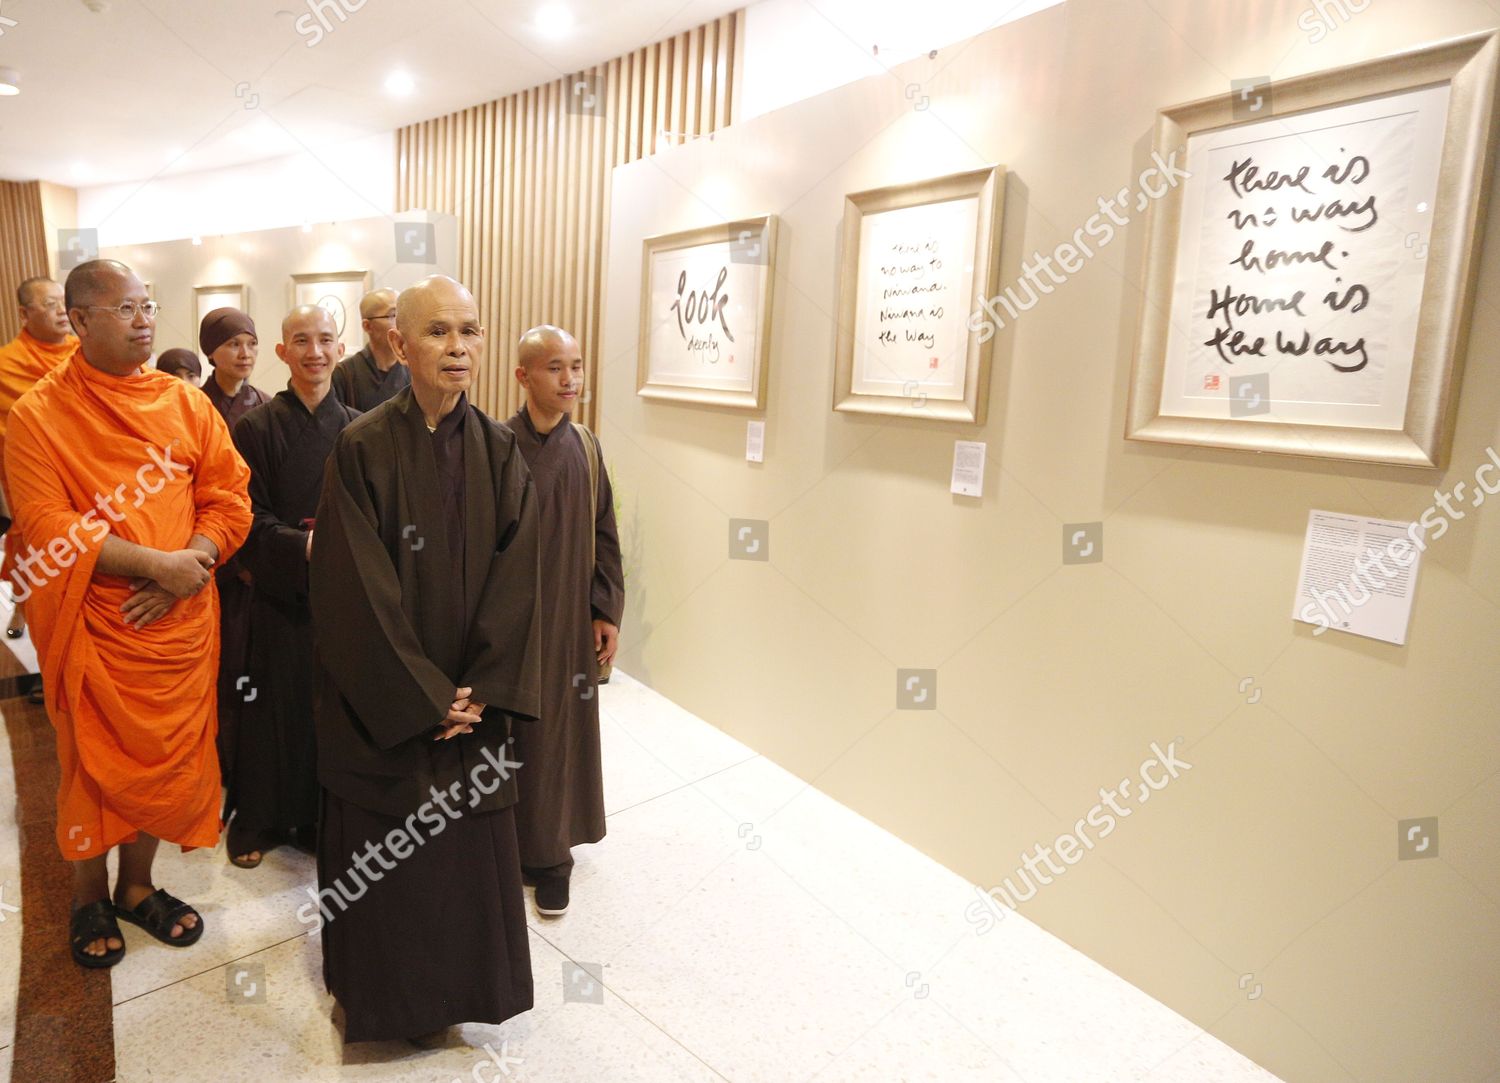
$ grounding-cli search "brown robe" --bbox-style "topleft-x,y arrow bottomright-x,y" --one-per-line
226,389 -> 360,850
310,387 -> 541,1042
503,407 -> 625,874
331,346 -> 411,412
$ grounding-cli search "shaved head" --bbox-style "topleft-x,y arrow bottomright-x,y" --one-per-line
517,324 -> 577,370
282,303 -> 337,341
64,259 -> 134,314
359,288 -> 398,320
17,276 -> 55,308
390,276 -> 483,409
394,275 -> 476,336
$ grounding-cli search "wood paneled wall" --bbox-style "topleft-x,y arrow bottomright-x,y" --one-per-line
0,182 -> 51,345
395,11 -> 743,424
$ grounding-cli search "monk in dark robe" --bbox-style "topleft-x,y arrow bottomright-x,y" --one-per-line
199,308 -> 268,791
6,260 -> 251,967
156,347 -> 202,384
225,305 -> 359,868
504,324 -> 624,916
330,288 -> 409,411
308,275 -> 541,1043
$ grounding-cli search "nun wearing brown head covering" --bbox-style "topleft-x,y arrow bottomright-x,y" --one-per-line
156,348 -> 202,384
197,308 -> 266,800
199,307 -> 269,428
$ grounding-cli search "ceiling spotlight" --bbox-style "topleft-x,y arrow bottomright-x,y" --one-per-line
535,3 -> 574,37
0,68 -> 19,97
384,70 -> 415,97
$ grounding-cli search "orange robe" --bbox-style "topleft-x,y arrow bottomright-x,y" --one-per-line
0,328 -> 78,586
5,350 -> 251,859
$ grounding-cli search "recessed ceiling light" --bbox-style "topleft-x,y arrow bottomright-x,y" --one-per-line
535,3 -> 574,37
384,70 -> 415,97
0,68 -> 19,97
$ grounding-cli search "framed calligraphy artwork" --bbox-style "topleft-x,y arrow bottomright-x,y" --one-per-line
1126,33 -> 1500,468
833,166 -> 1004,424
637,217 -> 778,410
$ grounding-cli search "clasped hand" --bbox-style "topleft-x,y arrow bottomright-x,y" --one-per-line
120,549 -> 214,630
434,686 -> 487,740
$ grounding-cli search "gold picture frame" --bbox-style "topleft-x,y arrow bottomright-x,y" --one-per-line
290,270 -> 374,358
192,283 -> 248,335
636,217 -> 778,410
833,165 -> 1004,424
1126,32 -> 1500,469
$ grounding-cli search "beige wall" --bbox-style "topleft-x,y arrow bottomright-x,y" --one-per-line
36,182 -> 76,280
100,212 -> 456,395
599,2 -> 1500,1080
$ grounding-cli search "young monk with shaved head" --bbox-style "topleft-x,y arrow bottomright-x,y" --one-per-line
4,259 -> 251,968
309,275 -> 541,1042
223,304 -> 359,868
505,324 -> 624,917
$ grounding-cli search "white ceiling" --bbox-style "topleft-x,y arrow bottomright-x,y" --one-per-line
0,0 -> 745,186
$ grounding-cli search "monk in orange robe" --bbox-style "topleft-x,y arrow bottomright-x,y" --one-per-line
0,276 -> 78,642
4,260 -> 251,968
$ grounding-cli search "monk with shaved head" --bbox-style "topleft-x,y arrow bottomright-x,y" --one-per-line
308,275 -> 541,1042
221,304 -> 359,869
504,324 -> 623,917
0,275 -> 79,643
331,287 -> 408,410
4,259 -> 251,967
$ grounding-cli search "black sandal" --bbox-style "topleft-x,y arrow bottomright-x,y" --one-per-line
70,899 -> 125,969
114,888 -> 204,947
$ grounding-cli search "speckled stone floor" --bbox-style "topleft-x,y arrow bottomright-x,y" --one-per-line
0,621 -> 1282,1082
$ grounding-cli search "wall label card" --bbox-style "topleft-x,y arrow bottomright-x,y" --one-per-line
1291,509 -> 1422,645
950,440 -> 986,497
746,420 -> 765,463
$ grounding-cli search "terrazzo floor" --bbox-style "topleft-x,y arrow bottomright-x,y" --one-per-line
0,654 -> 1284,1081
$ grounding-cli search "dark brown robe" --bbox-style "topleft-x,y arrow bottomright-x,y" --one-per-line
331,346 -> 411,412
204,372 -> 271,773
226,388 -> 360,850
503,407 -> 625,874
309,387 -> 541,1042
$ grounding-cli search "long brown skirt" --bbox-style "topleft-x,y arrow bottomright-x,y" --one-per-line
316,790 -> 534,1042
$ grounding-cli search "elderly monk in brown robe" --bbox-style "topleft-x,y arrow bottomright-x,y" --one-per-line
308,275 -> 541,1043
0,276 -> 79,643
5,260 -> 251,968
330,288 -> 409,411
199,307 -> 267,792
505,324 -> 624,916
225,305 -> 358,868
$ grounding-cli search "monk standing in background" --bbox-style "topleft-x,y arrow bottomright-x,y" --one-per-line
224,305 -> 358,868
156,347 -> 202,384
506,325 -> 624,916
330,288 -> 408,411
5,260 -> 251,968
0,276 -> 78,648
198,307 -> 266,790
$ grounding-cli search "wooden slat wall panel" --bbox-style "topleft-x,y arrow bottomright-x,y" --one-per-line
394,11 -> 741,424
0,182 -> 50,346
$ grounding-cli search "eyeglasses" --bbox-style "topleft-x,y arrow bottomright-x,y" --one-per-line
85,301 -> 161,321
